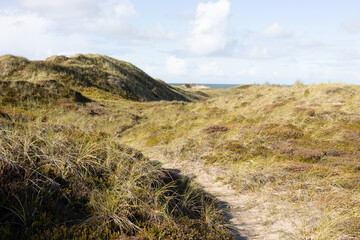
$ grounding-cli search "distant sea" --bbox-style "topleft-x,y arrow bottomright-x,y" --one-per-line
170,83 -> 239,88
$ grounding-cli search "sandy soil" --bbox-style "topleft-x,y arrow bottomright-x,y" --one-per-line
143,148 -> 314,240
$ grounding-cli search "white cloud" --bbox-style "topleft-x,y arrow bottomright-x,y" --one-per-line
237,67 -> 259,76
187,0 -> 231,55
298,61 -> 356,79
260,22 -> 292,38
9,0 -> 137,34
7,0 -> 173,43
12,0 -> 137,19
292,37 -> 319,48
291,31 -> 320,47
12,0 -> 99,19
342,48 -> 360,60
241,29 -> 319,60
247,46 -> 272,59
83,0 -> 137,39
0,10 -> 94,58
197,62 -> 223,76
110,0 -> 137,17
131,23 -> 176,44
166,56 -> 187,75
341,18 -> 360,33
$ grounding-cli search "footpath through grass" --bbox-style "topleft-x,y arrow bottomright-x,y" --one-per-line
0,98 -> 232,239
2,82 -> 360,239
118,83 -> 360,239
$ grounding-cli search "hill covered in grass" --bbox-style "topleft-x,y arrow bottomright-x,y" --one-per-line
2,55 -> 360,239
0,116 -> 231,239
0,54 -> 232,239
117,83 -> 360,239
0,80 -> 91,106
0,54 -> 203,102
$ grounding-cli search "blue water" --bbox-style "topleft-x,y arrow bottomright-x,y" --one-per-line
170,83 -> 239,88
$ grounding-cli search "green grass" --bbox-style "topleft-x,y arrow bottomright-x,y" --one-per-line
0,54 -> 204,102
2,53 -> 360,239
114,83 -> 360,239
0,116 -> 231,239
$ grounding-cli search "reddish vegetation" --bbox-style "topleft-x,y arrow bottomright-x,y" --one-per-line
204,125 -> 229,135
274,142 -> 325,161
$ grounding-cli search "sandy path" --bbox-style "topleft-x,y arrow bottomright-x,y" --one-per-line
144,149 -> 301,240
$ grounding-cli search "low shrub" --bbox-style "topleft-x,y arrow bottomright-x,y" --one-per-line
203,125 -> 229,135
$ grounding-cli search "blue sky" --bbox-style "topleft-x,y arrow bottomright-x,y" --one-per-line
1,0 -> 360,84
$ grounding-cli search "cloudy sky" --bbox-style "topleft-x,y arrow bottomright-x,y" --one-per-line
1,0 -> 360,84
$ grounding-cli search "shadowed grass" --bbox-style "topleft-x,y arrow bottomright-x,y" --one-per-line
2,56 -> 360,239
115,83 -> 360,239
0,117 -> 232,239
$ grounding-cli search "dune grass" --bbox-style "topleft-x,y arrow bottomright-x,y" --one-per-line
0,100 -> 232,239
1,55 -> 360,239
0,54 -> 204,102
22,82 -> 359,239
112,83 -> 360,239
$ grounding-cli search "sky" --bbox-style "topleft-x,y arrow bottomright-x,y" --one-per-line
1,0 -> 360,85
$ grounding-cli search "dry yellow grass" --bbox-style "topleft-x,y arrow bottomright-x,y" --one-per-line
113,83 -> 360,239
3,79 -> 360,239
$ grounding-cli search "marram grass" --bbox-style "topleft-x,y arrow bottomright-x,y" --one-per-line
0,117 -> 232,239
1,54 -> 360,239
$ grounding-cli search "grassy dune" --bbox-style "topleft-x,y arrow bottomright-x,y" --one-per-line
18,82 -> 359,239
1,54 -> 360,239
118,83 -> 360,239
0,55 -> 231,239
0,54 -> 204,102
0,113 -> 231,239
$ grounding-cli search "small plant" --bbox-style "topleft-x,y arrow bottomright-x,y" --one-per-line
203,125 -> 229,135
